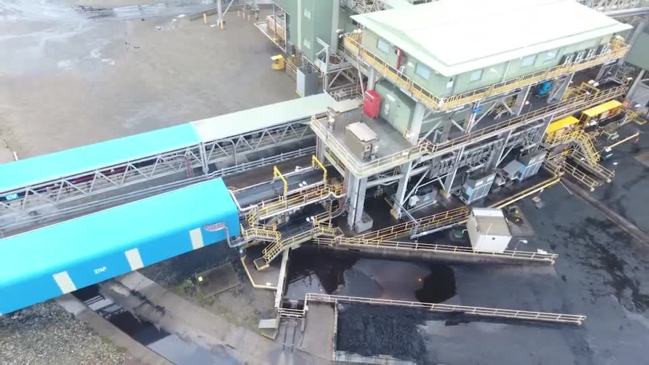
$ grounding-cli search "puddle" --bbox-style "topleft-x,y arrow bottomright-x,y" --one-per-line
73,284 -> 238,364
286,248 -> 457,303
415,264 -> 456,303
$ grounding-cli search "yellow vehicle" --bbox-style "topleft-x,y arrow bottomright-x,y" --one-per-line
579,100 -> 623,126
546,115 -> 579,142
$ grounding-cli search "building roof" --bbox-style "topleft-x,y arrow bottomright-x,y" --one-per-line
470,208 -> 511,237
352,0 -> 631,76
0,124 -> 200,192
191,93 -> 360,143
0,178 -> 240,314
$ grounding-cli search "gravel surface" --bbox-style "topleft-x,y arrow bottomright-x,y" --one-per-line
0,302 -> 129,365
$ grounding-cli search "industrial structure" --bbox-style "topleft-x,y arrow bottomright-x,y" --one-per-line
1,0 -> 649,359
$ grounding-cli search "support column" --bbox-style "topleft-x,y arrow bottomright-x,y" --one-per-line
407,102 -> 426,144
465,102 -> 481,132
367,68 -> 377,90
217,0 -> 224,30
628,69 -> 646,99
547,73 -> 574,103
316,137 -> 325,161
512,85 -> 531,116
442,146 -> 465,197
346,173 -> 369,232
390,162 -> 413,219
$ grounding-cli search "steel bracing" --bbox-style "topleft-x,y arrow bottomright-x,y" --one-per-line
1,119 -> 317,233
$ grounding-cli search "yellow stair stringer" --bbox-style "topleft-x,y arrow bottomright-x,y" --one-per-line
255,225 -> 338,270
572,130 -> 601,165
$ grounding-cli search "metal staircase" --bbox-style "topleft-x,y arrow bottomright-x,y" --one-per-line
254,225 -> 339,270
572,130 -> 601,164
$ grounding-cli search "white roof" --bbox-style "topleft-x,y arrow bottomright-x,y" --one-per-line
191,94 -> 360,142
346,122 -> 378,141
352,0 -> 631,76
471,208 -> 511,237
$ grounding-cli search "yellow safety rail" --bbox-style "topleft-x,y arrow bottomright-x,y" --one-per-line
312,84 -> 627,177
256,225 -> 338,269
311,155 -> 328,186
359,206 -> 470,241
316,236 -> 557,264
572,130 -> 601,164
273,165 -> 288,196
255,183 -> 344,221
343,33 -> 628,111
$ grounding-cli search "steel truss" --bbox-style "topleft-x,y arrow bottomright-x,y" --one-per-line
1,120 -> 316,227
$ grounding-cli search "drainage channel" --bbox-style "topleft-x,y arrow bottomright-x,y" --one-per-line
72,284 -> 237,365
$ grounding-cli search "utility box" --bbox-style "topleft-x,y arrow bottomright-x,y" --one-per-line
467,208 -> 512,253
345,122 -> 379,161
503,152 -> 547,181
459,173 -> 495,204
363,90 -> 382,119
518,152 -> 547,180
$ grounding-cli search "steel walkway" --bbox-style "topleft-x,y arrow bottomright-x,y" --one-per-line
291,293 -> 587,325
342,32 -> 628,111
316,236 -> 558,264
312,84 -> 628,177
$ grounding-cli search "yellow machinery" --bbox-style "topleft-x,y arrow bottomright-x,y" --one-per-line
271,54 -> 285,70
579,100 -> 623,125
546,116 -> 579,142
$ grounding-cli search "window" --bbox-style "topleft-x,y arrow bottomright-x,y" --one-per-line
469,69 -> 483,82
521,54 -> 536,67
377,38 -> 390,53
415,63 -> 431,80
544,50 -> 557,61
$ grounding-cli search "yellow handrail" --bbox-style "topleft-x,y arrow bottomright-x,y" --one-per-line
343,33 -> 629,111
273,165 -> 288,196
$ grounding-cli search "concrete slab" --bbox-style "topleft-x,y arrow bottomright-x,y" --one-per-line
301,303 -> 335,362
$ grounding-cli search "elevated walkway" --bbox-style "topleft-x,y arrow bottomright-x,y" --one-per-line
358,206 -> 470,241
342,32 -> 628,111
296,293 -> 587,325
312,84 -> 627,177
316,236 -> 558,264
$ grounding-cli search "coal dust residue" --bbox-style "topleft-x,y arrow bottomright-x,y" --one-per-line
415,264 -> 456,303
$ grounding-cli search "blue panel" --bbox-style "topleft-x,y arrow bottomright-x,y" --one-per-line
0,178 -> 240,315
0,124 -> 200,192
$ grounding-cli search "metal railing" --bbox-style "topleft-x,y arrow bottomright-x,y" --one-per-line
312,84 -> 627,177
359,206 -> 470,241
258,225 -> 337,269
304,293 -> 587,325
343,33 -> 628,111
254,183 -> 344,221
316,236 -> 558,264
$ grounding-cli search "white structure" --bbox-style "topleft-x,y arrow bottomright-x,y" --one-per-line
467,208 -> 512,253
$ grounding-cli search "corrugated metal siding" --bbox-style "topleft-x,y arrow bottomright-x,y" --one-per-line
0,178 -> 240,315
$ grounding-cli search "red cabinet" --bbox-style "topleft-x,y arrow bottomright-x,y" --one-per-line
363,89 -> 381,119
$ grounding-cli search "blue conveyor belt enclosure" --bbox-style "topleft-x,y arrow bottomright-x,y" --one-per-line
0,178 -> 240,315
